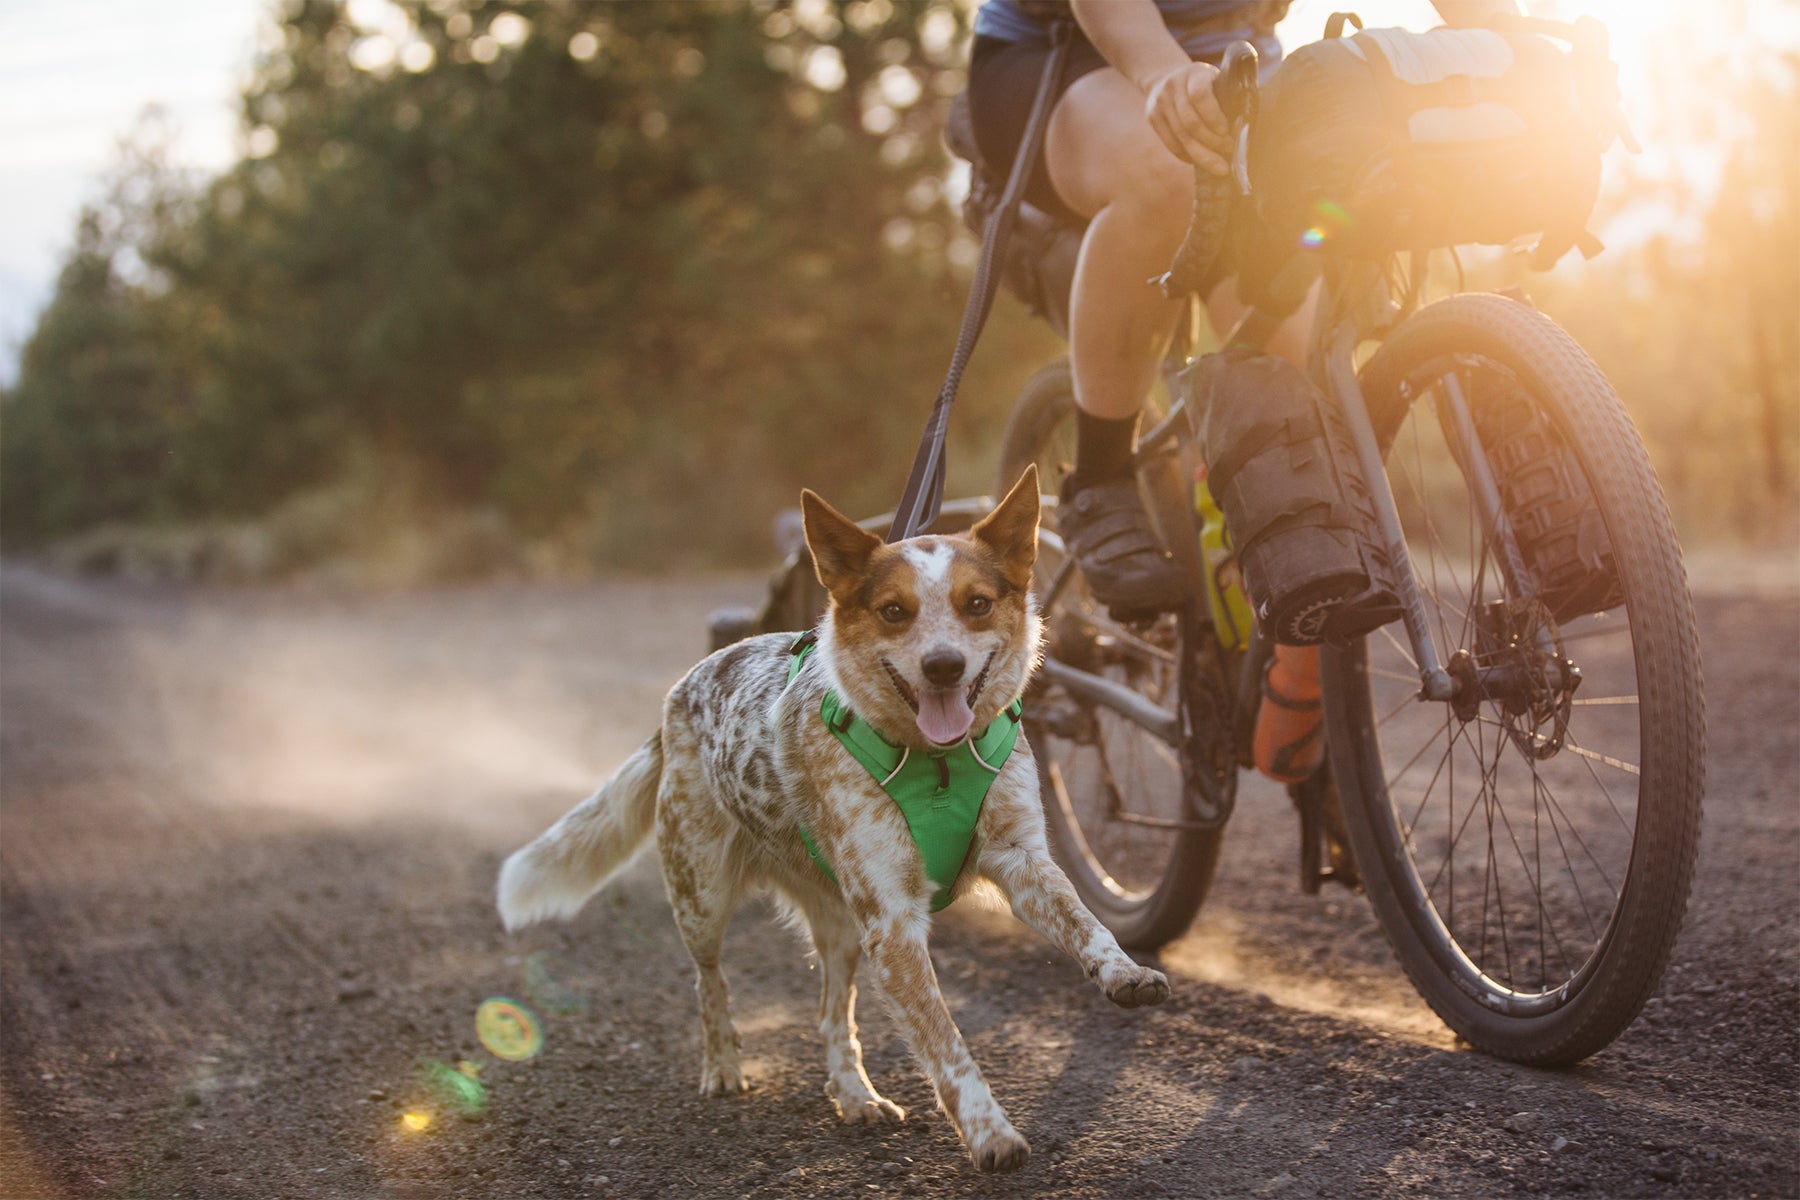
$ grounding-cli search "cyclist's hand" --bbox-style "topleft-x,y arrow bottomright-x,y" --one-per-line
1141,61 -> 1231,175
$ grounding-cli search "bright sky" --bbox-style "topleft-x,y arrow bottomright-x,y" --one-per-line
0,0 -> 1793,385
0,0 -> 265,382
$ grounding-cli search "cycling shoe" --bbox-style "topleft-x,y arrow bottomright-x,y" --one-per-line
1056,477 -> 1188,614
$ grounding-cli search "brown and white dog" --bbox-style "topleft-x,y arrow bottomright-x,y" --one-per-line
496,466 -> 1169,1173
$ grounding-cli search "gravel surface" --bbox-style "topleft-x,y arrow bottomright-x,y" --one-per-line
2,562 -> 1795,1199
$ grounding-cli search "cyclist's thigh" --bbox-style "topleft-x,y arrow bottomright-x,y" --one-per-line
1044,68 -> 1191,223
1204,278 -> 1319,370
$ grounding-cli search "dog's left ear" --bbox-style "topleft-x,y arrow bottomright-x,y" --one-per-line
802,489 -> 884,603
971,464 -> 1040,589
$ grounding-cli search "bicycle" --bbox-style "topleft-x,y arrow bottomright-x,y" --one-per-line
994,39 -> 1705,1066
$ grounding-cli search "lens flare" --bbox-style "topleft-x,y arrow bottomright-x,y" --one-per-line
522,949 -> 589,1016
1298,198 -> 1354,248
421,1058 -> 488,1115
475,997 -> 544,1061
402,1111 -> 432,1132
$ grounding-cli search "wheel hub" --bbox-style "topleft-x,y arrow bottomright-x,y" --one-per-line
1447,598 -> 1583,759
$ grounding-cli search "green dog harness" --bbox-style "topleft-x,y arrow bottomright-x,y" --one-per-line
786,634 -> 1022,911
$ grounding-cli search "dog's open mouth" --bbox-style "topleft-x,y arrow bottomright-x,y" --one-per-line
882,654 -> 994,746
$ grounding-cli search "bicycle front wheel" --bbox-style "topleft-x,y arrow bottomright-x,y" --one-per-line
998,359 -> 1225,951
1324,294 -> 1705,1065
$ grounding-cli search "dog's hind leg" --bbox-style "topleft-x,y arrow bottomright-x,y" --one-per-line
656,754 -> 749,1097
804,903 -> 905,1125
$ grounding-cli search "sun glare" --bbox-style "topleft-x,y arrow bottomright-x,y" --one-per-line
1279,0 -> 1796,124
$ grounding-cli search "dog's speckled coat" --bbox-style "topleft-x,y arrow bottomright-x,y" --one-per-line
497,467 -> 1169,1173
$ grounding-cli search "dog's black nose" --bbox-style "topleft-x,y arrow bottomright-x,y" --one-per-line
921,649 -> 966,689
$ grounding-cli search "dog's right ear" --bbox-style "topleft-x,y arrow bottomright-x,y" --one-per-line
802,490 -> 882,603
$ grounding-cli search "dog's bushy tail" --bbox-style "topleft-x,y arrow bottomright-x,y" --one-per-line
497,733 -> 663,931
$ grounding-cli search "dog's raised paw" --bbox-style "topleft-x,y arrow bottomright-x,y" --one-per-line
970,1130 -> 1031,1174
1103,964 -> 1171,1009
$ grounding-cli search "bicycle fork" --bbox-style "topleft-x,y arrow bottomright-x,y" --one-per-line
1321,326 -> 1549,706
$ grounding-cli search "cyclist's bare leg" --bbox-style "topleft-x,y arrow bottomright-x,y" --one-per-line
1046,68 -> 1192,420
1041,66 -> 1312,609
1046,68 -> 1314,407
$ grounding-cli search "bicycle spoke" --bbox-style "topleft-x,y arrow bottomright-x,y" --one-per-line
1423,722 -> 1489,897
1555,618 -> 1631,644
1481,717 -> 1518,986
1563,731 -> 1640,841
1534,771 -> 1608,947
1378,624 -> 1418,671
1484,753 -> 1580,990
1559,740 -> 1642,778
1375,687 -> 1423,731
1531,773 -> 1625,900
1401,713 -> 1458,841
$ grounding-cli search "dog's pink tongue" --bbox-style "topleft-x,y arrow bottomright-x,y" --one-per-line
917,688 -> 975,745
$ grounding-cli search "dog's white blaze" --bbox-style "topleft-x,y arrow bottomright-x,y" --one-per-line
902,541 -> 956,588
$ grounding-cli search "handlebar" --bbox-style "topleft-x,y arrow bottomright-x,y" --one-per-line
1154,40 -> 1261,301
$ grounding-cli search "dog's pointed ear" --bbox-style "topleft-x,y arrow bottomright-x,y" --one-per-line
971,464 -> 1039,588
802,489 -> 883,602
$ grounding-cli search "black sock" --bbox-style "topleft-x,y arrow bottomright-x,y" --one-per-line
1070,410 -> 1139,491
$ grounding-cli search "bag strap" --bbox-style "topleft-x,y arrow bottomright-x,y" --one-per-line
887,19 -> 1076,543
1323,11 -> 1362,39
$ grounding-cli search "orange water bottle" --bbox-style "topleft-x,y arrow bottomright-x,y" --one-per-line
1254,644 -> 1324,783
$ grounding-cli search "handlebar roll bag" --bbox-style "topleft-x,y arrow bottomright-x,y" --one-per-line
1247,25 -> 1617,263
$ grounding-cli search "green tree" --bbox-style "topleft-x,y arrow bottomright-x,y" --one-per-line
3,0 -> 1059,565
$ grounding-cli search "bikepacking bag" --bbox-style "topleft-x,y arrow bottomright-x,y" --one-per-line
1473,373 -> 1624,621
1247,17 -> 1629,267
1190,350 -> 1402,646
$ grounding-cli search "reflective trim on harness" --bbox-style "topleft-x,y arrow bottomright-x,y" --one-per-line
786,633 -> 1022,911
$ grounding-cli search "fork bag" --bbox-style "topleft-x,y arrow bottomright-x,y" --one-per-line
1191,350 -> 1402,646
1474,373 -> 1624,621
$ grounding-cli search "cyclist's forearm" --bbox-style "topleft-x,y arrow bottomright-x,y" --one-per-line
1069,0 -> 1190,94
1429,0 -> 1523,27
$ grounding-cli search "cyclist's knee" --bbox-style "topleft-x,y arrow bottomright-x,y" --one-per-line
1109,149 -> 1193,229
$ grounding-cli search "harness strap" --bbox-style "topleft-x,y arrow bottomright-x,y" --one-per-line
786,635 -> 1022,910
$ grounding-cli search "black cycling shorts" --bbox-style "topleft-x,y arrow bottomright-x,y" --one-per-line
965,34 -> 1284,305
966,34 -> 1109,225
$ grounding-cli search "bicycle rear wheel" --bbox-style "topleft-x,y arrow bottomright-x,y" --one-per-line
1324,294 -> 1704,1065
998,359 -> 1225,951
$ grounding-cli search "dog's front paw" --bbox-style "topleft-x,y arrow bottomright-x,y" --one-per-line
699,1059 -> 749,1097
1098,962 -> 1170,1009
969,1129 -> 1030,1174
832,1093 -> 906,1125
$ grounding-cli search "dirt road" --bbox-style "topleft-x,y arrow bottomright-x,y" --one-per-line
2,562 -> 1796,1199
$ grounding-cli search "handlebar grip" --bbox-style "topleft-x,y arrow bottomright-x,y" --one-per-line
1155,41 -> 1260,301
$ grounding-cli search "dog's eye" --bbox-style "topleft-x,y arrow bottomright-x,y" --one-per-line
878,602 -> 909,624
965,595 -> 993,617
